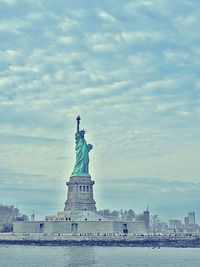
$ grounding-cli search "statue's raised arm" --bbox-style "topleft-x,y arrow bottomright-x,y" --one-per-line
71,116 -> 93,177
76,116 -> 81,133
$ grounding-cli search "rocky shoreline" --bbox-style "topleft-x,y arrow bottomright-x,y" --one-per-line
0,234 -> 200,247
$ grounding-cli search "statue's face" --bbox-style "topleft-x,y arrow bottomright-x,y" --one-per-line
80,130 -> 85,137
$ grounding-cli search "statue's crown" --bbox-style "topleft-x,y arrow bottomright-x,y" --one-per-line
80,129 -> 86,134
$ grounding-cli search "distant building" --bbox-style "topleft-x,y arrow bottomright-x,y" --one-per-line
184,212 -> 198,232
143,210 -> 150,232
184,216 -> 189,227
169,219 -> 183,230
188,212 -> 195,225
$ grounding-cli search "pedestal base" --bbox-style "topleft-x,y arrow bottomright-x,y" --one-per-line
64,176 -> 96,212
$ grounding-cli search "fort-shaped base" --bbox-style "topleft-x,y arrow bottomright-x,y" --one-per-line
64,176 -> 96,212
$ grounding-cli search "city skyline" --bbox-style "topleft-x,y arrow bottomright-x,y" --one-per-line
0,0 -> 200,221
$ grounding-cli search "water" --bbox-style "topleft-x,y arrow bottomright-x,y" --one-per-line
0,245 -> 199,267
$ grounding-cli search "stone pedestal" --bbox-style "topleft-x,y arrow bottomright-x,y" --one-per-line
64,176 -> 96,212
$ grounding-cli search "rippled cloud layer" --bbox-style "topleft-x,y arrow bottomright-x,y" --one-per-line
0,0 -> 199,220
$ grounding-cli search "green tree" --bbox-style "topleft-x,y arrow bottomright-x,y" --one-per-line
127,209 -> 135,221
0,204 -> 29,232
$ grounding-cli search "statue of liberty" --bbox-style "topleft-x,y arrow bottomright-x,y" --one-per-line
71,116 -> 93,177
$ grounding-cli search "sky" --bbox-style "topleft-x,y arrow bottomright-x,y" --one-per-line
0,0 -> 200,223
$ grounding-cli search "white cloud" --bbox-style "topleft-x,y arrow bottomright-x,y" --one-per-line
0,77 -> 13,86
141,79 -> 178,92
121,31 -> 164,44
86,33 -> 120,51
80,81 -> 129,97
98,10 -> 116,22
9,65 -> 40,73
58,17 -> 78,31
4,49 -> 21,58
137,0 -> 153,6
164,51 -> 190,62
91,43 -> 115,52
0,0 -> 16,5
0,18 -> 26,34
58,36 -> 74,45
124,0 -> 153,13
175,15 -> 199,26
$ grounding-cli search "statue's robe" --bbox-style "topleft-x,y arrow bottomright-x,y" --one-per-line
72,132 -> 91,176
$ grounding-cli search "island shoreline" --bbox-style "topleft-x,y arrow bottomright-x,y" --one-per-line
1,234 -> 200,248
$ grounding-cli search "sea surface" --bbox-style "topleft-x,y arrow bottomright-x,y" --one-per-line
0,245 -> 199,267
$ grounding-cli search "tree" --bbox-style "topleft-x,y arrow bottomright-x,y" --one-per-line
0,204 -> 29,232
119,209 -> 125,220
97,209 -> 111,216
136,213 -> 144,222
119,209 -> 130,220
110,210 -> 119,218
127,209 -> 135,221
16,214 -> 29,221
97,208 -> 137,221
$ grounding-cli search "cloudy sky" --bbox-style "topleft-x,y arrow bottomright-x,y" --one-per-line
0,0 -> 200,222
